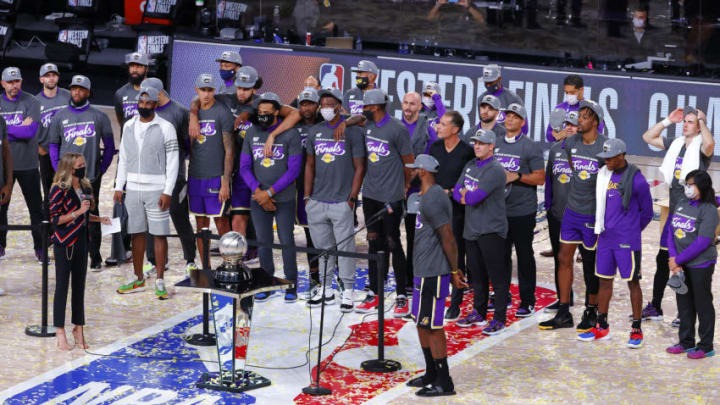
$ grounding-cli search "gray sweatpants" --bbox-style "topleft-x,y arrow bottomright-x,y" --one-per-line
306,199 -> 356,289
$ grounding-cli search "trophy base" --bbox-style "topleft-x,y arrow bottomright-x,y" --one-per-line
196,371 -> 271,393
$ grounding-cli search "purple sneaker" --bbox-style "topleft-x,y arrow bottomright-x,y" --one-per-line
456,310 -> 487,328
35,249 -> 45,264
482,319 -> 506,335
666,344 -> 694,354
488,292 -> 513,312
0,246 -> 5,259
641,302 -> 663,321
516,305 -> 535,318
687,349 -> 715,359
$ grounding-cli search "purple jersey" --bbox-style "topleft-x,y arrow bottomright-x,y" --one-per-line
598,168 -> 654,250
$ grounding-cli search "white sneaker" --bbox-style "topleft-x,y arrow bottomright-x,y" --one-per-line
143,263 -> 157,278
340,289 -> 354,313
155,278 -> 168,300
306,287 -> 335,307
185,262 -> 198,276
0,287 -> 5,295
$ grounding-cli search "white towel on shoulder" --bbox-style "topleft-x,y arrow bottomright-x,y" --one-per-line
659,135 -> 702,186
594,166 -> 613,235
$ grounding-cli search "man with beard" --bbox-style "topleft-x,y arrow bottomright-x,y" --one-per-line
215,50 -> 243,96
463,94 -> 506,143
546,75 -> 604,142
0,116 -> 10,293
477,65 -> 526,134
36,63 -> 70,198
114,52 -> 149,132
48,75 -> 115,270
0,67 -> 44,261
343,60 -> 379,115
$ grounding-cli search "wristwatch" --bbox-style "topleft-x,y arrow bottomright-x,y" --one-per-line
349,197 -> 358,204
516,172 -> 523,182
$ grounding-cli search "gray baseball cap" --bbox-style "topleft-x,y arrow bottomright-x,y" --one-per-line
125,52 -> 149,66
234,66 -> 258,88
298,87 -> 319,103
258,92 -> 282,107
195,73 -> 217,89
504,103 -> 527,120
140,77 -> 167,96
1,67 -> 21,82
579,99 -> 604,123
564,110 -> 580,126
69,74 -> 91,90
356,60 -> 378,75
479,94 -> 501,110
39,63 -> 59,77
470,128 -> 496,144
319,88 -> 343,103
683,105 -> 698,118
423,81 -> 441,95
363,88 -> 387,106
667,272 -> 688,295
405,154 -> 439,173
137,86 -> 159,102
482,64 -> 501,82
216,50 -> 242,65
596,138 -> 627,158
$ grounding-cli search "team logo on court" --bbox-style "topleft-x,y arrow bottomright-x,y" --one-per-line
319,63 -> 344,92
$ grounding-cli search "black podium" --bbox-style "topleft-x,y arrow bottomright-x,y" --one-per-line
176,267 -> 293,393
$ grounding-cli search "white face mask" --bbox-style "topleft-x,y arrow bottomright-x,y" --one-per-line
422,96 -> 433,109
320,107 -> 336,122
632,18 -> 645,28
565,93 -> 579,106
684,184 -> 698,199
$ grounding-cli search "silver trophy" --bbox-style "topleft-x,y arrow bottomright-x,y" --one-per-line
214,232 -> 253,289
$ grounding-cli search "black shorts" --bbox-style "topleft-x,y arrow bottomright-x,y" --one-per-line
411,274 -> 451,330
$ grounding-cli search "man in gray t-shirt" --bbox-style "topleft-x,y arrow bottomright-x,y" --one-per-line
37,62 -> 71,198
304,88 -> 366,311
494,103 -> 544,315
0,67 -> 44,258
114,52 -> 149,134
343,60 -> 379,115
405,154 -> 465,397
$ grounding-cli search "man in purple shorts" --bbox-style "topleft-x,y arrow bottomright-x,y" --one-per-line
187,73 -> 234,262
577,138 -> 652,347
540,99 -> 607,332
404,154 -> 467,397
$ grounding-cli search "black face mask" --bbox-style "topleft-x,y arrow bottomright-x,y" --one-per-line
257,113 -> 274,129
138,107 -> 154,119
356,76 -> 370,90
73,167 -> 86,179
363,110 -> 374,122
129,73 -> 144,86
485,83 -> 501,94
70,97 -> 89,109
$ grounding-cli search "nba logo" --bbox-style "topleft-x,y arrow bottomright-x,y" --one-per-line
320,64 -> 344,92
137,35 -> 148,54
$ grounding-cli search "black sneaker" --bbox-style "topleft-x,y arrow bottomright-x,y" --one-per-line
544,301 -> 560,313
90,255 -> 102,272
415,380 -> 456,397
538,311 -> 574,330
444,305 -> 461,322
576,307 -> 598,333
306,289 -> 335,307
407,375 -> 434,388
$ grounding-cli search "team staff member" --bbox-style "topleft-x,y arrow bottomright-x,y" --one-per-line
115,87 -> 179,299
666,170 -> 718,359
0,67 -> 44,262
495,103 -> 544,317
355,89 -> 415,316
429,111 -> 474,320
545,74 -> 605,142
477,65 -> 525,134
48,75 -> 115,270
140,78 -> 197,275
540,100 -> 607,332
343,60 -> 379,115
48,153 -> 111,350
543,111 -> 579,310
578,139 -> 652,347
188,74 -> 235,264
36,63 -> 71,198
463,94 -> 506,143
305,88 -> 366,311
405,154 -> 466,397
240,92 -> 303,303
641,106 -> 713,323
454,129 -> 510,335
114,52 -> 149,131
421,82 -> 446,153
215,50 -> 243,95
0,117 -> 10,294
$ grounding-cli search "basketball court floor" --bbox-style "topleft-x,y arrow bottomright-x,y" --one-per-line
0,146 -> 719,404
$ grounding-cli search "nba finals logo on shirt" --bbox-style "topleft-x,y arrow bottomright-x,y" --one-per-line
315,140 -> 345,163
495,154 -> 520,172
122,96 -> 138,118
252,145 -> 285,167
238,121 -> 252,139
553,159 -> 572,184
320,64 -> 344,92
674,157 -> 683,179
198,121 -> 217,144
63,122 -> 96,146
2,111 -> 23,126
415,213 -> 423,229
672,214 -> 696,239
571,156 -> 599,180
463,175 -> 479,192
366,137 -> 390,163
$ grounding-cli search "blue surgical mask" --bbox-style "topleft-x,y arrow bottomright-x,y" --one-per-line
219,69 -> 235,81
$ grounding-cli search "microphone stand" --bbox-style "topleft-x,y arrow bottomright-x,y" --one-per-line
302,204 -> 391,396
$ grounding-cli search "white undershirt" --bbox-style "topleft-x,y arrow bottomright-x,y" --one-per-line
134,119 -> 152,151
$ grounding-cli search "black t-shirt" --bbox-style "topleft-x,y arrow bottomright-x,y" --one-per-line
429,138 -> 475,190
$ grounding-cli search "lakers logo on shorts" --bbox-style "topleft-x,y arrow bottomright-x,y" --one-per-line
579,170 -> 589,180
558,173 -> 570,184
73,137 -> 85,146
240,130 -> 247,139
674,228 -> 686,239
261,158 -> 274,168
197,135 -> 206,144
321,153 -> 334,163
421,317 -> 430,326
369,152 -> 379,163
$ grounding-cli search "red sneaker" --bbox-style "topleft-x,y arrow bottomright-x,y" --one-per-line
393,295 -> 409,318
577,325 -> 610,341
355,294 -> 379,313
